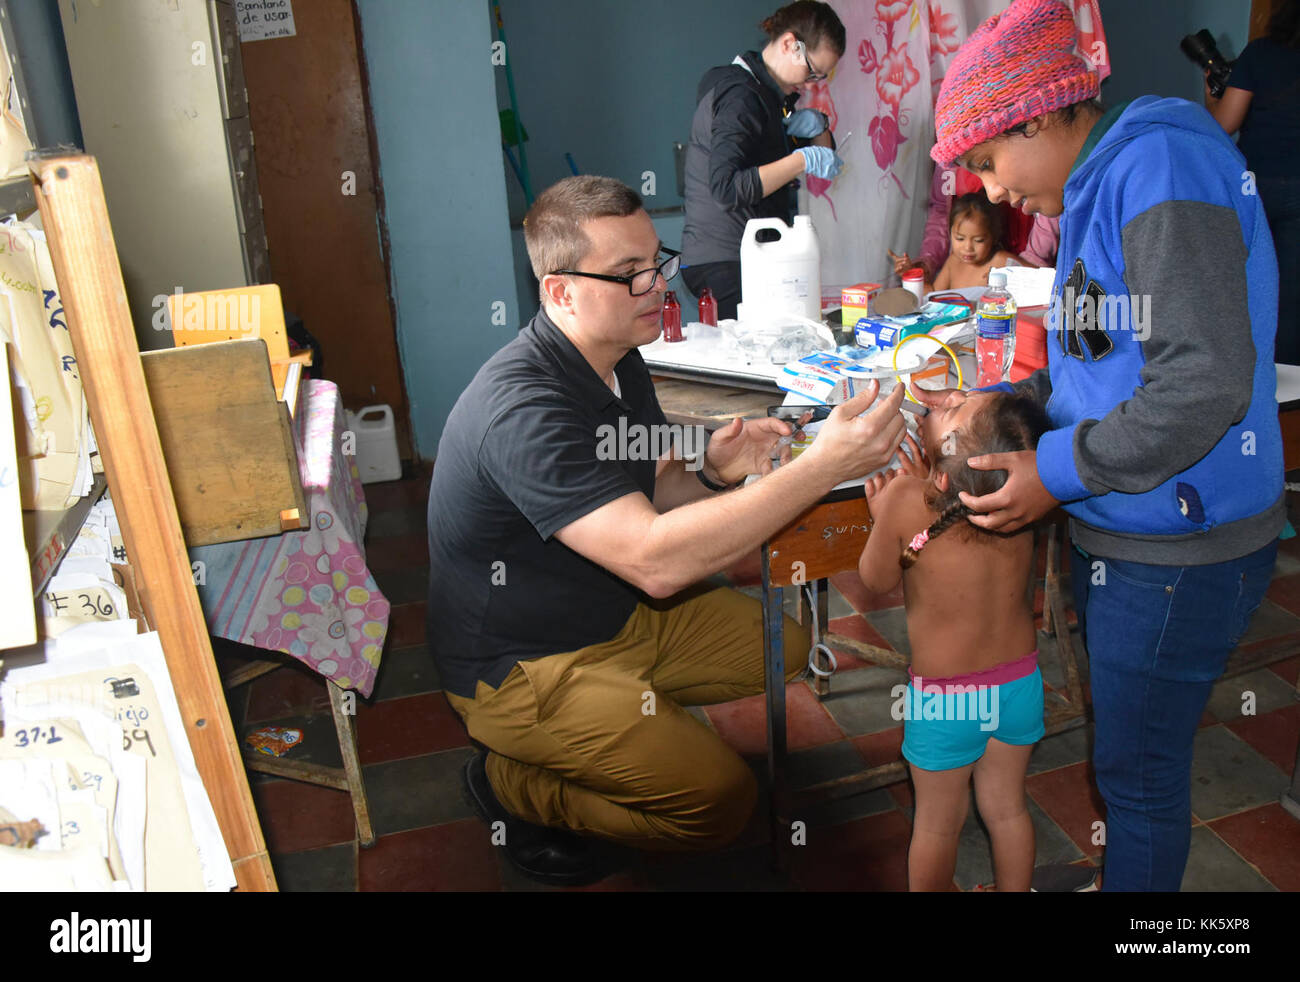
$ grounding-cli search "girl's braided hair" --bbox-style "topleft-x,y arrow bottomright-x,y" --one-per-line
900,392 -> 1052,568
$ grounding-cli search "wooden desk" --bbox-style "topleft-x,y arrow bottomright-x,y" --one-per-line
651,375 -> 779,429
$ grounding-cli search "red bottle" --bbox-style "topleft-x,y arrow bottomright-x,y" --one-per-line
662,290 -> 683,342
698,287 -> 718,327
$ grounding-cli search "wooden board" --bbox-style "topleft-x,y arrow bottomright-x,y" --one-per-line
141,339 -> 309,546
32,153 -> 275,890
766,496 -> 873,587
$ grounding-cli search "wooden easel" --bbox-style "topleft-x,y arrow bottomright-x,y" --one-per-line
32,152 -> 275,890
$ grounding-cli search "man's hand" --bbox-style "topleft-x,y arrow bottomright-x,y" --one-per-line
801,382 -> 907,481
957,450 -> 1058,533
704,415 -> 795,485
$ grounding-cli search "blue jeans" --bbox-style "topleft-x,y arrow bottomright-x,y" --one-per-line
1069,539 -> 1277,891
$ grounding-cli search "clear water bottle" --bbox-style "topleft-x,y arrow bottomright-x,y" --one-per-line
975,270 -> 1017,387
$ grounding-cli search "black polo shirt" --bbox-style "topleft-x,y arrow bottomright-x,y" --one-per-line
425,306 -> 668,699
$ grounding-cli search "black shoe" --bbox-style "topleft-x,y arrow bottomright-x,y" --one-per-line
1030,863 -> 1100,892
462,752 -> 612,887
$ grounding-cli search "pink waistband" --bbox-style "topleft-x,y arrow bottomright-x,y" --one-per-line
909,650 -> 1038,689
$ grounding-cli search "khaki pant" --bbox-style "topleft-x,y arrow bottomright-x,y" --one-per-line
445,586 -> 810,851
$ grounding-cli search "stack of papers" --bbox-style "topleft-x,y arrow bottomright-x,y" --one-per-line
38,494 -> 130,639
0,627 -> 236,891
998,265 -> 1057,309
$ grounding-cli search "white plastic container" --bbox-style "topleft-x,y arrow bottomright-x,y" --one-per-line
740,215 -> 821,323
344,404 -> 402,484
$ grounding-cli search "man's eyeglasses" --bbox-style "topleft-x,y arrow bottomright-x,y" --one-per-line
551,247 -> 681,297
796,40 -> 829,83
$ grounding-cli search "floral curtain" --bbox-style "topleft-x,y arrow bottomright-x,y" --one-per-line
799,0 -> 1109,291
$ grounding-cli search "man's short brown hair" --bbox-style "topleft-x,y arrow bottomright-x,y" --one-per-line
523,176 -> 644,295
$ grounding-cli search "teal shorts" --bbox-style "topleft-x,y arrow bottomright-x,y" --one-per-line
901,668 -> 1045,772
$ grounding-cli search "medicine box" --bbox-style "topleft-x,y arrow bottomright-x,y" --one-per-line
841,282 -> 881,326
777,352 -> 854,405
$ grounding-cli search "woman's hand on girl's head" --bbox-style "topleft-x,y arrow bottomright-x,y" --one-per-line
957,450 -> 1058,533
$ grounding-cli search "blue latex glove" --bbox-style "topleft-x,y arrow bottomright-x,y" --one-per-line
796,146 -> 843,179
784,108 -> 828,139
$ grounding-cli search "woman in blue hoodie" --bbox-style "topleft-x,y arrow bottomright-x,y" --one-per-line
913,0 -> 1284,891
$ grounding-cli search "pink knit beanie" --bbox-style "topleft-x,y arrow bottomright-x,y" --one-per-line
931,0 -> 1100,167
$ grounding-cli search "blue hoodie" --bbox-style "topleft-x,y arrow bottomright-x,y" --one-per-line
1015,97 -> 1285,564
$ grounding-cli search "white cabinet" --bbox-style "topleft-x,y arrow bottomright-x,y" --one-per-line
59,0 -> 269,350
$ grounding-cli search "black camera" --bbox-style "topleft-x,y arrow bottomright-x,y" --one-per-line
1181,29 -> 1235,98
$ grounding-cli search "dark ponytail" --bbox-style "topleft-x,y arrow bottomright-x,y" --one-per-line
760,1 -> 847,57
901,499 -> 969,569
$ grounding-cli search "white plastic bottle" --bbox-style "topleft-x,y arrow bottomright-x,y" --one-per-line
739,215 -> 821,322
975,270 -> 1017,387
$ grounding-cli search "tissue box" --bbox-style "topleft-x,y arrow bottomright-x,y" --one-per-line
853,301 -> 972,348
841,282 -> 881,326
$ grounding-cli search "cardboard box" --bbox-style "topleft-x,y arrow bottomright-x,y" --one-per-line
777,352 -> 854,404
841,282 -> 881,326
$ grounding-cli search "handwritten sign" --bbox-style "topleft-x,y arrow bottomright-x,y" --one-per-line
235,0 -> 296,42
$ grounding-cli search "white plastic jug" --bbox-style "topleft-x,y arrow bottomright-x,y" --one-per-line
740,215 -> 821,323
344,404 -> 402,484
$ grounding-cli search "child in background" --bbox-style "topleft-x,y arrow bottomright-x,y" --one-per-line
924,192 -> 1020,292
857,387 -> 1052,891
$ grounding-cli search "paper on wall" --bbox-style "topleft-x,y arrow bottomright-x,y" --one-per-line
235,0 -> 297,41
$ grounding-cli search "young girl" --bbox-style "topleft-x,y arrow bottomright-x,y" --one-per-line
857,388 -> 1052,891
917,0 -> 1281,893
925,192 -> 1020,292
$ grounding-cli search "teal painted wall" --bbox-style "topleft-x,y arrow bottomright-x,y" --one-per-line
356,0 -> 518,459
1098,0 -> 1252,105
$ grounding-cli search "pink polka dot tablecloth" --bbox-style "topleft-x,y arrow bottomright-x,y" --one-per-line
190,380 -> 389,696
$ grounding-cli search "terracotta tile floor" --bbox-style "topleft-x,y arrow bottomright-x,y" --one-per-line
226,466 -> 1300,892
